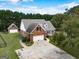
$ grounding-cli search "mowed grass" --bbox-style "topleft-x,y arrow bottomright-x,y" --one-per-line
0,32 -> 21,59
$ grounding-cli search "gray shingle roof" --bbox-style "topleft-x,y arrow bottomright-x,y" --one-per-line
21,19 -> 55,33
26,23 -> 38,33
45,21 -> 55,30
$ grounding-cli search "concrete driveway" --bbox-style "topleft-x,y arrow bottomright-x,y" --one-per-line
16,40 -> 76,59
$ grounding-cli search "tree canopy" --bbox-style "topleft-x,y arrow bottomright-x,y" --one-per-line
0,10 -> 53,31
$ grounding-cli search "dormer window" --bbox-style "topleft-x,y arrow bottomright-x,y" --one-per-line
43,23 -> 48,29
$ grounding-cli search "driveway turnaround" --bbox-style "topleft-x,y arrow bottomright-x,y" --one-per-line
16,40 -> 76,59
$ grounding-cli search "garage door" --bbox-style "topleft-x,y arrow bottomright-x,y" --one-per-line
9,29 -> 18,33
33,35 -> 44,41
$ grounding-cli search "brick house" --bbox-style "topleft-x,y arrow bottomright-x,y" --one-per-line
20,19 -> 55,41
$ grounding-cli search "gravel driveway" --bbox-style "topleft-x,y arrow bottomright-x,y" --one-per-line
16,40 -> 76,59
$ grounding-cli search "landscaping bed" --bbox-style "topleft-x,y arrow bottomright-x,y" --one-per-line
21,36 -> 33,46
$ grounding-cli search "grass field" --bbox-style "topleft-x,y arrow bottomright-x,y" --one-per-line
0,32 -> 21,59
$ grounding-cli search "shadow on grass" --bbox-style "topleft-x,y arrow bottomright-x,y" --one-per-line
0,56 -> 9,59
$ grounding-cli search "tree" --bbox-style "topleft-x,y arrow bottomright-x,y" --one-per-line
67,5 -> 79,14
51,14 -> 64,29
61,14 -> 79,48
50,32 -> 66,46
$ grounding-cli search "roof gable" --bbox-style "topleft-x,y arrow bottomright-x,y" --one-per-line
8,23 -> 18,30
31,24 -> 46,33
26,23 -> 46,33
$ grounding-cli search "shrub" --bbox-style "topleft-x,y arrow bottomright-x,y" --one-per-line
21,37 -> 26,42
21,36 -> 33,46
50,32 -> 66,46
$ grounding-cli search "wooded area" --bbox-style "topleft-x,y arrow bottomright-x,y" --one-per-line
50,5 -> 79,58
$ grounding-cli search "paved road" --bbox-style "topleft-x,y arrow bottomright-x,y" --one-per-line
16,40 -> 76,59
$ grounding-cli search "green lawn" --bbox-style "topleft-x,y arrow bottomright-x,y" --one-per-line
0,32 -> 21,59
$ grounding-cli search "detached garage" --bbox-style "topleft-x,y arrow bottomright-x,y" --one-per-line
8,23 -> 18,33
